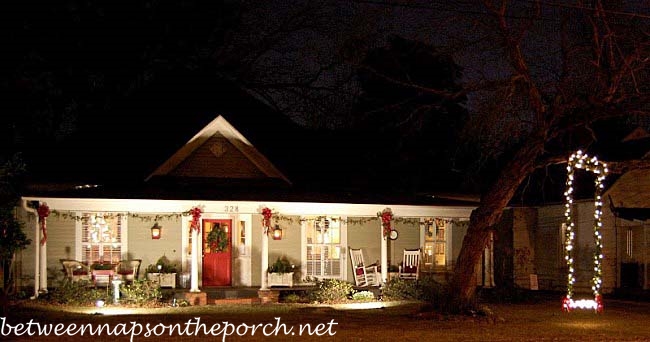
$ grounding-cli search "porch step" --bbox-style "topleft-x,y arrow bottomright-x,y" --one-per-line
213,297 -> 261,305
203,287 -> 259,300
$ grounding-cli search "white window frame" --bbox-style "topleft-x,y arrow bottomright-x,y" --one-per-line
75,212 -> 128,263
301,216 -> 347,280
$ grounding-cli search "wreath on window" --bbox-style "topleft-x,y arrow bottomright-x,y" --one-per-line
207,226 -> 228,252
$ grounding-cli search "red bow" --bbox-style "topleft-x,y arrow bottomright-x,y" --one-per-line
189,207 -> 202,232
37,204 -> 50,245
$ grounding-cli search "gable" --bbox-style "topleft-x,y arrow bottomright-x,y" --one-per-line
170,134 -> 266,178
146,115 -> 290,183
606,169 -> 650,208
622,127 -> 650,143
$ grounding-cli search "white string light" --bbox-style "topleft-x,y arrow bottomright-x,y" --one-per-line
562,150 -> 607,313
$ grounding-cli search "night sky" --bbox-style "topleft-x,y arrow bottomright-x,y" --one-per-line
3,1 -> 647,204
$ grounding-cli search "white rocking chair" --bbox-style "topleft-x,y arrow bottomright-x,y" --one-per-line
399,248 -> 421,280
349,248 -> 379,287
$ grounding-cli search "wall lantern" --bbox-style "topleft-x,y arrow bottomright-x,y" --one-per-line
272,225 -> 283,240
151,223 -> 162,240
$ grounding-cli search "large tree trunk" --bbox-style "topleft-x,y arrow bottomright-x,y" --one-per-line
450,134 -> 546,306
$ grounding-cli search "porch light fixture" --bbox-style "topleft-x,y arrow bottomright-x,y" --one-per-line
151,223 -> 162,240
272,225 -> 283,240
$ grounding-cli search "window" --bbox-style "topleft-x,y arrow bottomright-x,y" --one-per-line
423,218 -> 445,267
238,220 -> 247,255
81,213 -> 123,264
626,228 -> 633,258
304,217 -> 343,278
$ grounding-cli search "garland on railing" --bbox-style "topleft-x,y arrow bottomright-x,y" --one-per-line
50,210 -> 186,222
48,209 -> 463,228
37,203 -> 50,245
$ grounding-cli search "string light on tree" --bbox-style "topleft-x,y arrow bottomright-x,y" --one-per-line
562,150 -> 607,313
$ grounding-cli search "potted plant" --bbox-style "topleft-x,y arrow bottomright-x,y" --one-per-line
267,256 -> 295,287
91,261 -> 115,270
145,256 -> 178,288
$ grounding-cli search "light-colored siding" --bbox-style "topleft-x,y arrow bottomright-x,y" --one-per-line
389,219 -> 420,268
533,200 -> 616,294
16,208 -> 36,288
268,215 -> 301,279
128,215 -> 182,279
535,205 -> 564,290
451,221 -> 468,269
346,217 -> 380,283
45,214 -> 76,282
14,208 -> 75,287
513,207 -> 537,289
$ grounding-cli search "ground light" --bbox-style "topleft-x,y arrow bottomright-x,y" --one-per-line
562,150 -> 607,313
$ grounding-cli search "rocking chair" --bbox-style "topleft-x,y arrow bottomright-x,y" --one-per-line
399,248 -> 421,280
349,248 -> 379,287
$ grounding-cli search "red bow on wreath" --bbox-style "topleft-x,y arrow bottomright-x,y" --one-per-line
37,203 -> 50,245
189,206 -> 203,232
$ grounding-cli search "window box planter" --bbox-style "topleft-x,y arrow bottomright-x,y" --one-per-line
267,272 -> 294,287
147,273 -> 177,288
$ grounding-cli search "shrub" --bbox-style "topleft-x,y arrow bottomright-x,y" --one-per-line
119,279 -> 162,306
308,279 -> 354,303
268,256 -> 294,274
146,255 -> 177,273
382,275 -> 466,313
351,290 -> 375,301
382,277 -> 418,300
47,280 -> 112,305
283,293 -> 302,303
416,274 -> 448,305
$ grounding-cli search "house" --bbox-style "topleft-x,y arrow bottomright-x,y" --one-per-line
497,128 -> 650,296
15,108 -> 488,300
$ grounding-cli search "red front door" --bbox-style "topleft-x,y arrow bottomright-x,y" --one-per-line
202,219 -> 232,286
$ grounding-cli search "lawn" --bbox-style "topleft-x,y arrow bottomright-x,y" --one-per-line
3,298 -> 650,341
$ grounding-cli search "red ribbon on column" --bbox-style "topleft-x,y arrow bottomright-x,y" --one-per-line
379,208 -> 393,237
261,207 -> 272,234
37,203 -> 50,245
189,207 -> 203,233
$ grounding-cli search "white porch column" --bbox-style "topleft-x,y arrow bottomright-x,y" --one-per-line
190,226 -> 200,292
381,225 -> 387,284
40,241 -> 47,292
643,225 -> 648,290
260,232 -> 269,290
22,201 -> 39,299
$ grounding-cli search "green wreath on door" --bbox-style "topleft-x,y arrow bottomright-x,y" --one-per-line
207,226 -> 228,252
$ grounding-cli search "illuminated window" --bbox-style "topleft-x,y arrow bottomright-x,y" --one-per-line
305,217 -> 343,278
423,218 -> 445,267
81,213 -> 123,264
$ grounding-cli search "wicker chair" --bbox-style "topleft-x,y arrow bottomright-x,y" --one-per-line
60,259 -> 92,283
114,259 -> 142,283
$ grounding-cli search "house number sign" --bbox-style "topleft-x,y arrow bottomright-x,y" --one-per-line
224,205 -> 239,213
